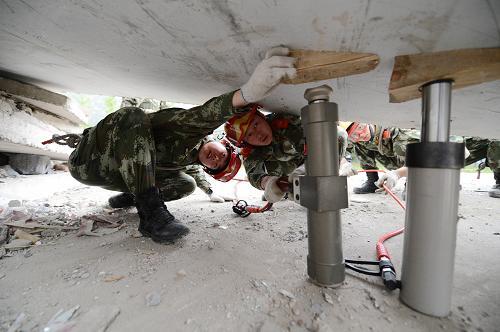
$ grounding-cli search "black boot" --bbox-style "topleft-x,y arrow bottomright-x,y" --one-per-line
489,172 -> 500,198
135,187 -> 189,243
353,171 -> 379,194
108,192 -> 135,208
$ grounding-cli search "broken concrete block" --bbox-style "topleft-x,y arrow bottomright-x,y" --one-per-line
72,305 -> 120,332
9,154 -> 52,175
4,238 -> 32,250
0,165 -> 20,178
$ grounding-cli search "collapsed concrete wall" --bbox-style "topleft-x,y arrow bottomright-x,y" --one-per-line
0,93 -> 82,161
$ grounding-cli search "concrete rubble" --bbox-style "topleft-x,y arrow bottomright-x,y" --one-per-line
0,171 -> 498,331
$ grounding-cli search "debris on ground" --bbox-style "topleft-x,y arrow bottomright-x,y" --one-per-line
72,305 -> 120,332
43,305 -> 80,332
77,218 -> 100,237
14,229 -> 40,244
279,289 -> 295,300
103,275 -> 125,283
4,239 -> 32,250
145,292 -> 162,307
7,312 -> 26,332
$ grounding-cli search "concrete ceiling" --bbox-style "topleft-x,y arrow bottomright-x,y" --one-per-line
0,0 -> 499,138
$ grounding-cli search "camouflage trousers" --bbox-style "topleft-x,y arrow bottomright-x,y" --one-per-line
69,107 -> 156,195
354,144 -> 404,171
157,165 -> 212,202
465,137 -> 500,173
69,107 -> 212,200
355,137 -> 500,173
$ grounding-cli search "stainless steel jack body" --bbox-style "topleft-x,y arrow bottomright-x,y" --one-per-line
400,80 -> 464,317
297,85 -> 348,287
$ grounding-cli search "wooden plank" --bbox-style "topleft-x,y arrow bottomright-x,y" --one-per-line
389,48 -> 500,103
282,50 -> 379,84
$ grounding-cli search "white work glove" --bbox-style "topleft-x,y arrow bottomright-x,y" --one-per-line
264,176 -> 286,203
288,164 -> 306,182
209,192 -> 225,203
375,171 -> 400,191
464,146 -> 470,160
339,161 -> 357,177
240,46 -> 297,103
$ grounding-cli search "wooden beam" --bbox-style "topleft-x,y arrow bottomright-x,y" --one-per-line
282,50 -> 379,84
389,48 -> 500,103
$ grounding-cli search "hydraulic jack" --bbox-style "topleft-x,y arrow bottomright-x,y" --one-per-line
293,85 -> 348,287
400,80 -> 465,317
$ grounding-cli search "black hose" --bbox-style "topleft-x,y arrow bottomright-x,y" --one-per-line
345,263 -> 381,277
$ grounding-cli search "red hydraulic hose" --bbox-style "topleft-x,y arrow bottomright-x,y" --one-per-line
358,169 -> 406,260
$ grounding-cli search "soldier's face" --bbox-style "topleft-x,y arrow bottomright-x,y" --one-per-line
199,142 -> 229,171
349,123 -> 372,142
244,115 -> 273,146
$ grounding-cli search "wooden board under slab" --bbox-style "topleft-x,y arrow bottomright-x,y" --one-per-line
282,50 -> 379,84
389,48 -> 500,103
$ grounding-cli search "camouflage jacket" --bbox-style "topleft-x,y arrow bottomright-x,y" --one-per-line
353,126 -> 421,159
243,113 -> 348,189
148,91 -> 242,169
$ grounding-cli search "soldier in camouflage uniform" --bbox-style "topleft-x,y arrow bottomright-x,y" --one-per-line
464,138 -> 500,197
224,107 -> 350,202
374,137 -> 500,198
344,122 -> 420,194
68,46 -> 297,243
116,97 -> 229,204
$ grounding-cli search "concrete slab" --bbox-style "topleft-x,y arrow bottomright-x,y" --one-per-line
0,77 -> 86,125
0,0 -> 499,138
0,94 -> 75,160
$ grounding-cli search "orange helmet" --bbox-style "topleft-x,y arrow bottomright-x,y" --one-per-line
224,104 -> 263,147
204,140 -> 242,182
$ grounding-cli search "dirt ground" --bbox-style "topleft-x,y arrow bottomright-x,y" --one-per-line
0,171 -> 499,332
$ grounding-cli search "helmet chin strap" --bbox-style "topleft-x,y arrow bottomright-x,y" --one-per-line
368,124 -> 375,142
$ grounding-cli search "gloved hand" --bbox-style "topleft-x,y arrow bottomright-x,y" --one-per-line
339,161 -> 357,177
209,192 -> 225,203
264,176 -> 286,203
464,146 -> 470,160
240,46 -> 297,103
375,170 -> 400,191
288,164 -> 306,182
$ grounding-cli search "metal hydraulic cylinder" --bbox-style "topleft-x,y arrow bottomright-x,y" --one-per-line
400,80 -> 464,317
299,85 -> 348,287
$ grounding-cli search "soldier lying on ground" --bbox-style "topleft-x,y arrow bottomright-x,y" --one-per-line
375,137 -> 500,198
68,46 -> 297,244
223,106 -> 352,203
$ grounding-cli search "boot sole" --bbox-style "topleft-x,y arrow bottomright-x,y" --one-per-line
139,228 -> 190,244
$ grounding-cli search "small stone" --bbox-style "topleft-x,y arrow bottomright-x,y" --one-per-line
145,292 -> 161,306
81,272 -> 90,279
8,200 -> 21,207
279,289 -> 295,299
24,250 -> 33,258
176,269 -> 187,278
4,239 -> 31,250
323,292 -> 334,305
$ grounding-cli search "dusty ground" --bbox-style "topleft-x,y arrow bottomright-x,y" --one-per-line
0,171 -> 499,332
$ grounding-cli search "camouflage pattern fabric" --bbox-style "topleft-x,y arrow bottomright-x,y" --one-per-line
465,137 -> 500,172
184,164 -> 212,194
156,164 -> 213,201
350,127 -> 421,170
69,91 -> 240,196
121,97 -> 159,111
243,113 -> 348,189
69,107 -> 156,194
